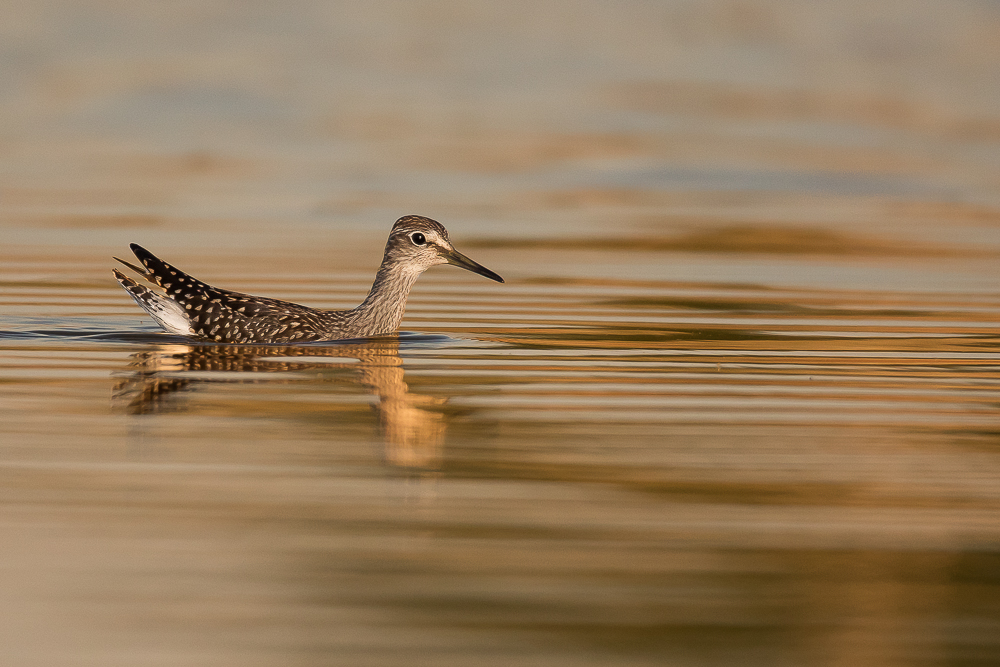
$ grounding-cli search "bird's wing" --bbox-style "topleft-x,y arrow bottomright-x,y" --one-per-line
120,243 -> 331,342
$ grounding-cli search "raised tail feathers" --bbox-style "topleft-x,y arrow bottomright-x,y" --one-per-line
113,254 -> 194,336
113,255 -> 151,280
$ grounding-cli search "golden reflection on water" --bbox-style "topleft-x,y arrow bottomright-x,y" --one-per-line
115,339 -> 446,469
2,255 -> 999,667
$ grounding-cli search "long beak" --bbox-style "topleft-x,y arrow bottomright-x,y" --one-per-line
442,247 -> 504,283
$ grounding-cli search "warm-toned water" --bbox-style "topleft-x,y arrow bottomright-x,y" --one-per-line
3,2 -> 1000,666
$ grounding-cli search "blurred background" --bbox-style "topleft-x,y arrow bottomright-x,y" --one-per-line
1,1 -> 1000,666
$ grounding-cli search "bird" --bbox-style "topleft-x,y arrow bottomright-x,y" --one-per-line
113,215 -> 503,344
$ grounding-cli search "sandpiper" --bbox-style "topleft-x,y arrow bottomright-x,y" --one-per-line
113,215 -> 503,344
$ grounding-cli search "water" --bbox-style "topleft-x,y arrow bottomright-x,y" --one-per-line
3,2 -> 1000,666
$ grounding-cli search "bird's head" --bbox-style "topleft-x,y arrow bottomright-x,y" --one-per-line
384,215 -> 504,283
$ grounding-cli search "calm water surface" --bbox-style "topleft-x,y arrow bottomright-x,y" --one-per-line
3,243 -> 1000,666
2,2 -> 1000,666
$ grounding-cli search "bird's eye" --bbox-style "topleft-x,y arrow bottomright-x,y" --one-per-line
410,232 -> 426,246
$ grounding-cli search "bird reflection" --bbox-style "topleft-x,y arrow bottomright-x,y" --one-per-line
113,337 -> 445,469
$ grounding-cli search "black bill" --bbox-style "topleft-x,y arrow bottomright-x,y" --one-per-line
443,248 -> 504,283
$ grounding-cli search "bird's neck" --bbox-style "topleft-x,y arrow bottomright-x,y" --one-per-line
348,260 -> 421,337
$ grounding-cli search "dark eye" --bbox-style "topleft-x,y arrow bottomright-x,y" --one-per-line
410,232 -> 426,246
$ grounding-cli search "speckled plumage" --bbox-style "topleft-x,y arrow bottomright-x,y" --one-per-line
114,215 -> 503,344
